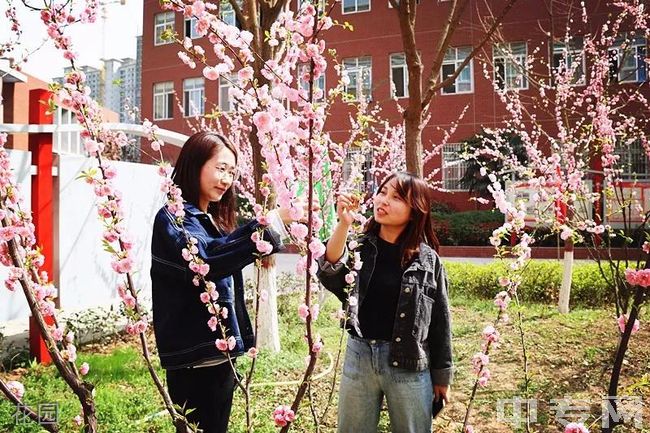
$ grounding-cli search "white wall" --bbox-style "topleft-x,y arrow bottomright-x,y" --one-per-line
0,150 -> 32,322
0,152 -> 164,323
57,154 -> 165,312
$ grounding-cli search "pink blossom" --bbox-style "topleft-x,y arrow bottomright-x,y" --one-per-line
344,272 -> 356,285
494,291 -> 511,311
215,338 -> 228,351
643,241 -> 650,254
227,336 -> 236,350
200,292 -> 210,303
238,66 -> 253,83
6,380 -> 24,399
255,240 -> 273,255
477,368 -> 491,387
564,422 -> 589,433
298,303 -> 310,321
151,140 -> 163,152
79,362 -> 90,376
220,307 -> 228,319
247,347 -> 258,358
73,415 -> 83,426
290,223 -> 308,240
111,256 -> 134,274
310,304 -> 320,321
482,325 -> 500,343
312,340 -> 323,353
253,111 -> 273,134
617,314 -> 640,334
208,316 -> 219,332
203,66 -> 220,81
308,238 -> 326,259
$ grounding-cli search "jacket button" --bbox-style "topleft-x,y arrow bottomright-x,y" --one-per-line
399,312 -> 405,318
392,361 -> 398,366
395,337 -> 401,342
404,287 -> 411,293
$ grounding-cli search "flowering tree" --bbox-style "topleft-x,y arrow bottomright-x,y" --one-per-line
459,1 -> 650,431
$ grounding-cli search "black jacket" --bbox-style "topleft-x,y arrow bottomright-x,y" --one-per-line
316,231 -> 454,385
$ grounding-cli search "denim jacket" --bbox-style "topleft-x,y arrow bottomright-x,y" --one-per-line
316,231 -> 454,385
151,203 -> 282,369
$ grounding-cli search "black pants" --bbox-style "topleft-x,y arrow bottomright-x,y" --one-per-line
166,362 -> 236,433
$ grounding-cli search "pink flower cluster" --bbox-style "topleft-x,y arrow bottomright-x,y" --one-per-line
564,422 -> 589,433
617,314 -> 641,334
272,405 -> 296,427
6,380 -> 25,400
624,268 -> 650,288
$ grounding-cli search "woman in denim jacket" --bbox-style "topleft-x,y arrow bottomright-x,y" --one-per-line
151,132 -> 293,433
317,172 -> 453,433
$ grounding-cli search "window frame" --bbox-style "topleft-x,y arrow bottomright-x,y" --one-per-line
153,81 -> 174,120
389,53 -> 409,98
219,73 -> 236,112
184,17 -> 200,39
608,35 -> 647,84
183,77 -> 205,117
493,42 -> 529,91
440,46 -> 474,95
442,143 -> 468,191
342,0 -> 371,15
342,56 -> 373,101
154,12 -> 175,46
552,38 -> 587,86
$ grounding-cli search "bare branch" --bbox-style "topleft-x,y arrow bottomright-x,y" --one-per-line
422,0 -> 519,108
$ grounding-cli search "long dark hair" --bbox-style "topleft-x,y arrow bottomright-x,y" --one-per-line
364,172 -> 440,267
172,131 -> 238,232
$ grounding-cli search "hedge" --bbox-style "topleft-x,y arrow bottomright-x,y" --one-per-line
444,260 -> 618,306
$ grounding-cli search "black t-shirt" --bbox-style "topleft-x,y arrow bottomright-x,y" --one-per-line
358,236 -> 403,340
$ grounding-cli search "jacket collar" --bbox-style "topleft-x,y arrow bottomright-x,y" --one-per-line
184,202 -> 207,217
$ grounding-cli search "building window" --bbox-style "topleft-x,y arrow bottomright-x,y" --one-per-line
219,74 -> 236,112
609,34 -> 647,83
390,53 -> 408,98
220,0 -> 243,27
493,42 -> 528,90
183,78 -> 204,117
184,17 -> 200,39
154,12 -> 175,46
342,0 -> 370,14
616,138 -> 650,180
342,149 -> 374,193
442,143 -> 468,190
552,38 -> 585,85
153,81 -> 174,120
298,64 -> 326,101
441,47 -> 473,94
343,56 -> 372,101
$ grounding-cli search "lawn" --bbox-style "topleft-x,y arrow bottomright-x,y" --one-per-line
1,288 -> 648,432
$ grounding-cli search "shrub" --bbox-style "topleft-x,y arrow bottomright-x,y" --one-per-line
433,210 -> 503,246
445,260 -> 617,306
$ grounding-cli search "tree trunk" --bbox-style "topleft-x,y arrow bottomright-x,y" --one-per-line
254,255 -> 281,352
603,286 -> 644,432
558,238 -> 573,314
404,106 -> 423,176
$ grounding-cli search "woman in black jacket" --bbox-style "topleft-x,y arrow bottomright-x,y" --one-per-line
317,172 -> 453,433
151,132 -> 293,433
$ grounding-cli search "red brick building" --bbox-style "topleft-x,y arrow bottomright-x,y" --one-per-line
141,1 -> 649,210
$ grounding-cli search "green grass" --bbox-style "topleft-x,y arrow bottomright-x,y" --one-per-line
1,292 -> 648,432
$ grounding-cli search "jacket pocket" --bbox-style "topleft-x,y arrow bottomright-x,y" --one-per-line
412,292 -> 434,342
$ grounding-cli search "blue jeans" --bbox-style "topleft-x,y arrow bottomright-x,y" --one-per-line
338,335 -> 433,433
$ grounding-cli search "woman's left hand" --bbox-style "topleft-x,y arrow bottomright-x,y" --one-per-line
433,385 -> 450,404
